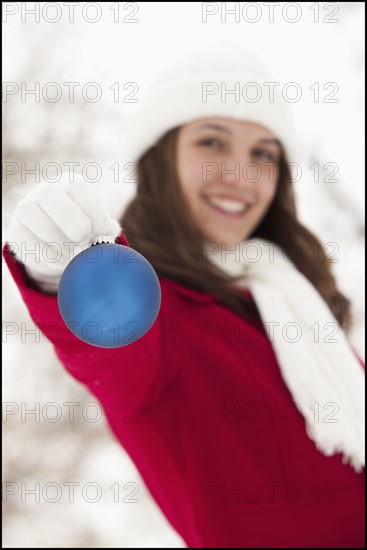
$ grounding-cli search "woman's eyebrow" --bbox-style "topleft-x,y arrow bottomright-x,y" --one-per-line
192,123 -> 232,134
191,125 -> 282,151
258,138 -> 281,149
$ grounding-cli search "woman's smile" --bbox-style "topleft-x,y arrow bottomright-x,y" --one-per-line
201,193 -> 251,218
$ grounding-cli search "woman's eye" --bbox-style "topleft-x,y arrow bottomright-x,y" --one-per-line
198,138 -> 222,149
252,149 -> 276,161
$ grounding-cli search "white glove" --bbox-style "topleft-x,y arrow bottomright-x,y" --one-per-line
7,175 -> 121,293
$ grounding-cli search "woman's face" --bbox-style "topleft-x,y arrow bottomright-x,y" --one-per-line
176,117 -> 281,246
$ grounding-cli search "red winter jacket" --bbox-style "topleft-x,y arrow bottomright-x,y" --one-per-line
3,233 -> 365,548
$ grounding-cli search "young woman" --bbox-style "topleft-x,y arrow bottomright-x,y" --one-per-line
4,42 -> 365,548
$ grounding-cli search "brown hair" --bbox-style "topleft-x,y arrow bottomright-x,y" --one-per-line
120,127 -> 352,330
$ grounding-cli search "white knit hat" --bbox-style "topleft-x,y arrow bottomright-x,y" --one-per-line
124,41 -> 301,164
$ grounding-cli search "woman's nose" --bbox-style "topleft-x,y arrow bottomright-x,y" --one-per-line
218,154 -> 258,188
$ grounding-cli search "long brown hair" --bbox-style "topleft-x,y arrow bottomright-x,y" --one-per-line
120,127 -> 352,330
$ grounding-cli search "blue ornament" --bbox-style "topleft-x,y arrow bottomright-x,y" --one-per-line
57,243 -> 161,348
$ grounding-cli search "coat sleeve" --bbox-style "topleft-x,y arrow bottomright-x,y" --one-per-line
2,232 -> 178,411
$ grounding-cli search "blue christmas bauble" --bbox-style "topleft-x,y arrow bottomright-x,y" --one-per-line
57,243 -> 161,348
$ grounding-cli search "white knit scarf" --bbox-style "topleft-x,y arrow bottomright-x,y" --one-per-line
204,237 -> 365,474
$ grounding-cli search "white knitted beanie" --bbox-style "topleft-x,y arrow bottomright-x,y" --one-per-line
124,41 -> 301,164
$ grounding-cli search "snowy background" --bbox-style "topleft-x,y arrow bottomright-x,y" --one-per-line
2,2 -> 365,547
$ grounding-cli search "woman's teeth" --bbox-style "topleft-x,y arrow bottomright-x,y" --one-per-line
206,196 -> 248,214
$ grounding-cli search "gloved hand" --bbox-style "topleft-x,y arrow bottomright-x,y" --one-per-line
6,175 -> 121,293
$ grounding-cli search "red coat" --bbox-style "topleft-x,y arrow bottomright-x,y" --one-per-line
3,234 -> 365,548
